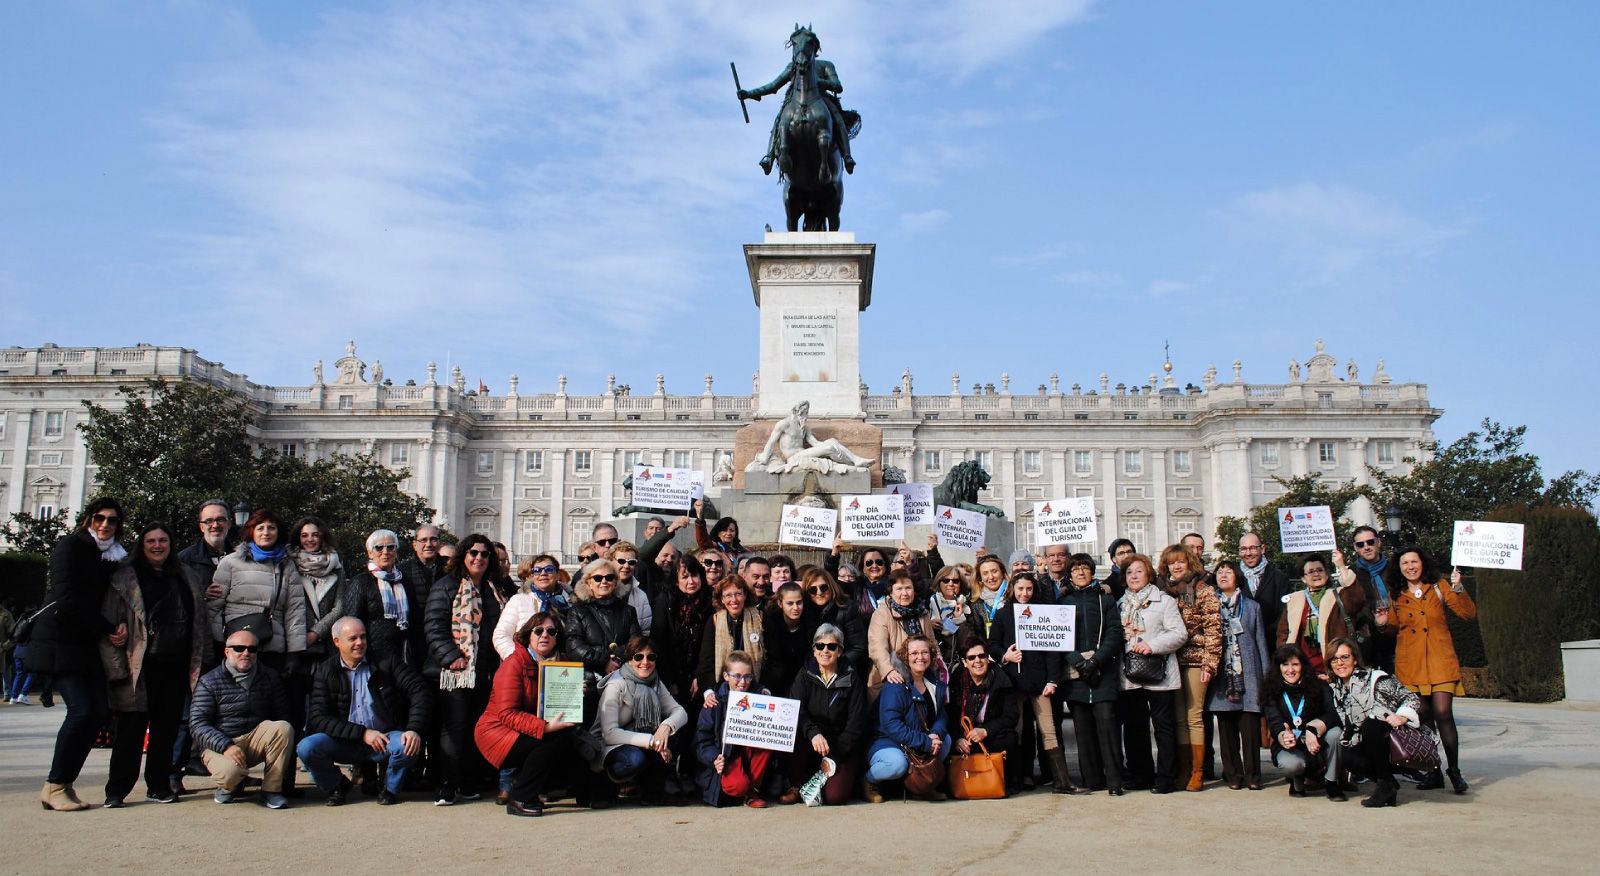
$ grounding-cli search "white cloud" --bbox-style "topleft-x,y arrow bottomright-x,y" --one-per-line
1054,269 -> 1120,286
899,208 -> 950,234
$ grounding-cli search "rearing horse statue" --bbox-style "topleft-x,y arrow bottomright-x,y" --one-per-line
738,26 -> 859,231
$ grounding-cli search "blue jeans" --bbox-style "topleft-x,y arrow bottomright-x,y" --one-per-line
866,747 -> 910,783
603,745 -> 649,783
7,656 -> 31,700
296,731 -> 414,794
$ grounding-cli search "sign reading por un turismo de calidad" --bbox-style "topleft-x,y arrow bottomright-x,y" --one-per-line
722,692 -> 802,753
1278,505 -> 1337,553
630,465 -> 702,511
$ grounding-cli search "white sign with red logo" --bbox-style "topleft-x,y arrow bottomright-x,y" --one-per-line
1014,603 -> 1077,651
722,691 -> 802,753
934,504 -> 986,551
840,494 -> 904,542
1278,505 -> 1337,553
877,482 -> 934,524
779,504 -> 838,549
1033,497 -> 1098,547
631,465 -> 699,511
1451,520 -> 1524,570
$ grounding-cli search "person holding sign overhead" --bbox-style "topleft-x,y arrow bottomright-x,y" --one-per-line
694,651 -> 773,808
1276,555 -> 1364,678
1117,554 -> 1188,795
867,572 -> 935,698
987,572 -> 1080,794
474,613 -> 585,817
1379,547 -> 1475,795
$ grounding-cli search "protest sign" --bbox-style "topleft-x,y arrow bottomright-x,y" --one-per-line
689,470 -> 705,501
840,494 -> 904,541
722,691 -> 802,753
1279,505 -> 1337,552
630,465 -> 698,511
1033,497 -> 1098,547
1014,603 -> 1076,652
779,504 -> 838,549
935,504 -> 986,551
879,483 -> 934,524
1451,520 -> 1525,570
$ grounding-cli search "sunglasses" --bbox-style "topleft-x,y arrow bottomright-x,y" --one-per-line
937,577 -> 961,586
863,559 -> 886,567
963,653 -> 987,663
92,513 -> 121,525
813,642 -> 840,652
702,558 -> 723,568
531,564 -> 559,574
1354,538 -> 1378,548
466,548 -> 493,558
530,626 -> 558,637
594,538 -> 618,547
372,544 -> 398,552
227,645 -> 259,654
807,585 -> 831,596
589,573 -> 619,584
615,559 -> 638,567
630,653 -> 657,663
578,554 -> 598,564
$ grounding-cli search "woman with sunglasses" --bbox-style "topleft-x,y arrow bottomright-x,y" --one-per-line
967,554 -> 1010,640
1326,636 -> 1426,807
210,509 -> 308,676
424,532 -> 506,805
1058,553 -> 1126,795
801,568 -> 867,677
649,554 -> 714,794
1381,547 -> 1476,794
348,529 -> 422,668
1261,644 -> 1341,799
35,498 -> 126,810
607,541 -> 654,633
928,566 -> 977,672
864,634 -> 950,803
493,554 -> 562,661
946,633 -> 1020,790
987,571 -> 1079,794
566,558 -> 644,677
597,636 -> 688,805
475,613 -> 583,816
98,521 -> 207,808
694,651 -> 773,807
696,578 -> 765,698
867,571 -> 935,698
781,623 -> 868,805
697,549 -> 729,591
761,583 -> 816,699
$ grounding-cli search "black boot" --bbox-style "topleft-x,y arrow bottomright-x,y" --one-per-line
1326,782 -> 1347,802
1047,749 -> 1082,795
1361,776 -> 1399,808
1288,776 -> 1306,797
1416,767 -> 1444,790
1446,767 -> 1469,794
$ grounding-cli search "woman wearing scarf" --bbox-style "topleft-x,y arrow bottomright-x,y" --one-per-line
1059,553 -> 1126,796
1276,554 -> 1365,676
928,566 -> 977,672
987,572 -> 1080,794
866,571 -> 935,698
1205,560 -> 1269,790
424,532 -> 505,805
1380,547 -> 1476,795
474,612 -> 584,817
946,633 -> 1020,786
967,555 -> 1009,640
98,522 -> 207,807
696,577 -> 765,697
209,509 -> 307,675
1326,636 -> 1426,807
1117,553 -> 1188,795
782,623 -> 869,806
650,554 -> 714,794
1157,544 -> 1221,792
1262,644 -> 1342,799
565,558 -> 643,676
694,514 -> 750,566
286,516 -> 344,733
597,635 -> 689,805
801,567 -> 867,677
348,530 -> 419,669
35,498 -> 128,811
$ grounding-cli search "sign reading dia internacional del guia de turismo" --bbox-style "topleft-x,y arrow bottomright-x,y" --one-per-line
782,307 -> 837,382
1015,604 -> 1077,652
1034,498 -> 1098,547
780,504 -> 838,549
840,493 -> 904,541
935,504 -> 986,551
1451,520 -> 1524,570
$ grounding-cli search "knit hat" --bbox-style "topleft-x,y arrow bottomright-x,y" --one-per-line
1008,549 -> 1034,570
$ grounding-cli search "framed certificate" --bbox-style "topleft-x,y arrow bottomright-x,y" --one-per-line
538,661 -> 586,723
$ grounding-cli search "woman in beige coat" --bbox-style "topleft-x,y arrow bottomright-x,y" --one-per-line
867,571 -> 936,697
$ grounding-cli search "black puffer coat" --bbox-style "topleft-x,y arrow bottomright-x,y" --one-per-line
788,659 -> 870,756
189,662 -> 289,753
985,601 -> 1062,695
946,662 -> 1021,751
1057,582 -> 1125,705
564,596 -> 642,674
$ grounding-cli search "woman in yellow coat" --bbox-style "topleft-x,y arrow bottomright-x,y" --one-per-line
1378,546 -> 1475,795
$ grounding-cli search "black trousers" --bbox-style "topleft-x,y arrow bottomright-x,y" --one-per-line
46,665 -> 111,785
1119,687 -> 1177,791
438,686 -> 491,791
504,730 -> 582,804
105,658 -> 189,798
1340,719 -> 1397,782
1068,699 -> 1122,789
1214,710 -> 1261,786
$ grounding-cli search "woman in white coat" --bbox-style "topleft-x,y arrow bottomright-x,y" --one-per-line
1116,553 -> 1188,795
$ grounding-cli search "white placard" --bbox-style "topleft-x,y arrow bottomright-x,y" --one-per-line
722,691 -> 801,753
1033,497 -> 1098,547
840,494 -> 904,542
1014,603 -> 1077,652
630,465 -> 699,511
779,504 -> 838,549
689,470 -> 705,501
935,504 -> 986,551
1279,505 -> 1337,553
878,483 -> 934,524
1451,520 -> 1524,570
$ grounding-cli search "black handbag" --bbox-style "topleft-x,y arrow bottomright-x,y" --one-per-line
12,601 -> 56,644
226,565 -> 282,647
1122,649 -> 1167,686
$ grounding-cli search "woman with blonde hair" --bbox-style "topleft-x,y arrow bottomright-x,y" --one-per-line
1157,544 -> 1220,791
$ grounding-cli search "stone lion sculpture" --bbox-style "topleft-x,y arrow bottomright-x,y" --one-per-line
933,460 -> 1005,518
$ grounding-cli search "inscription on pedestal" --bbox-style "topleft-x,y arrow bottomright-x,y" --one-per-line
782,307 -> 837,382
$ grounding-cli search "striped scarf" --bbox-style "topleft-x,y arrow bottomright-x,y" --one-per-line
440,579 -> 482,691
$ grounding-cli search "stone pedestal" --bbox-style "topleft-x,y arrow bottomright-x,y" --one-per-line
746,231 -> 875,419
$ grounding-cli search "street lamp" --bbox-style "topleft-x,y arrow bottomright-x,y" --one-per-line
1383,505 -> 1403,541
232,500 -> 251,528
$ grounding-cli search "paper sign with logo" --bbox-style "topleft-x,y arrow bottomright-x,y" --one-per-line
1451,520 -> 1525,570
779,504 -> 838,549
877,482 -> 933,525
1014,603 -> 1076,652
722,691 -> 802,753
1033,498 -> 1098,547
631,465 -> 699,511
935,504 -> 986,551
1278,505 -> 1337,553
689,470 -> 706,501
840,494 -> 905,542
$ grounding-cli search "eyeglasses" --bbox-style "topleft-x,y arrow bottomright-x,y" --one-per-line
1354,539 -> 1378,548
863,559 -> 885,567
963,653 -> 987,663
594,537 -> 618,547
530,626 -> 558,637
630,653 -> 657,663
589,573 -> 618,584
725,673 -> 754,682
1329,654 -> 1355,663
92,513 -> 120,525
615,559 -> 639,567
200,517 -> 229,527
466,549 -> 493,559
372,544 -> 398,552
807,585 -> 831,596
531,564 -> 559,574
227,645 -> 259,654
1304,568 -> 1327,577
813,642 -> 840,652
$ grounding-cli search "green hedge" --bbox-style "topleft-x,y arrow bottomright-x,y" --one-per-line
0,552 -> 50,610
1478,505 -> 1599,702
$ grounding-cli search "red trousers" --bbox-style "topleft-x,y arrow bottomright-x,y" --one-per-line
720,747 -> 772,799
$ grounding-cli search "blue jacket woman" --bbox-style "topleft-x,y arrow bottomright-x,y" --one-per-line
864,634 -> 950,802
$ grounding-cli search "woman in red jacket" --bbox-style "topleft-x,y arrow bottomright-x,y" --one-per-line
475,612 -> 581,817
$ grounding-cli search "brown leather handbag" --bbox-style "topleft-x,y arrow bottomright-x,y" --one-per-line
948,717 -> 1007,800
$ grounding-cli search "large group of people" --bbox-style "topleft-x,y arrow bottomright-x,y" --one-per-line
23,497 -> 1477,815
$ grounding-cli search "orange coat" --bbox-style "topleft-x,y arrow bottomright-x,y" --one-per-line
1385,581 -> 1477,687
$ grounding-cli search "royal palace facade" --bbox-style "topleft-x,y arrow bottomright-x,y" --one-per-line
0,339 -> 1438,561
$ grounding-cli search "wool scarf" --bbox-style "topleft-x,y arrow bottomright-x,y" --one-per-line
1121,585 -> 1154,640
617,660 -> 663,732
1218,591 -> 1246,703
92,532 -> 128,562
295,551 -> 343,617
888,599 -> 930,638
712,609 -> 764,679
368,563 -> 410,630
1241,557 -> 1268,596
439,579 -> 482,691
1355,554 -> 1392,609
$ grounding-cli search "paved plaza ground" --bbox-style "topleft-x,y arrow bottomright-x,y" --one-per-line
2,697 -> 1596,875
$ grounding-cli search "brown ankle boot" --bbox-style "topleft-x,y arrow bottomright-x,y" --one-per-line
1185,745 -> 1205,791
40,782 -> 88,811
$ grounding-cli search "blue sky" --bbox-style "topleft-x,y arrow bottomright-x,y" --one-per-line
3,1 -> 1596,480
